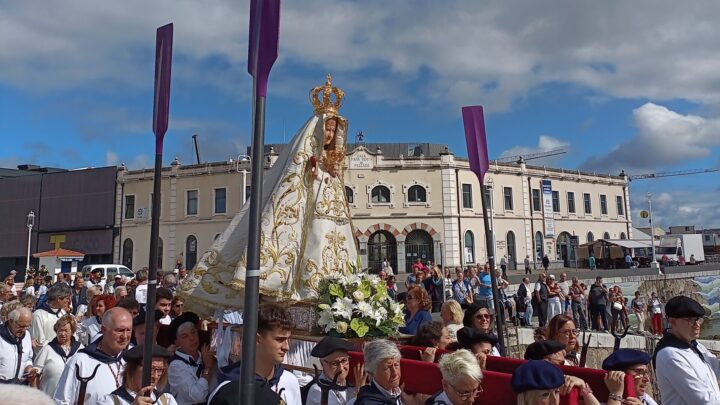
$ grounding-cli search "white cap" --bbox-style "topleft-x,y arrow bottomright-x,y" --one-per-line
548,274 -> 556,279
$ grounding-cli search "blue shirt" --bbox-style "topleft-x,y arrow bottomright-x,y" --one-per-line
478,273 -> 493,298
399,310 -> 432,335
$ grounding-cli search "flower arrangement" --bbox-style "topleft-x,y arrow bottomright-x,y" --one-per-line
316,272 -> 405,338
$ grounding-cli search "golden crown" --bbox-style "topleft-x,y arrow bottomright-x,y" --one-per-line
310,74 -> 344,115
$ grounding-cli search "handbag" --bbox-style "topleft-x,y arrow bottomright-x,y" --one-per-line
613,302 -> 623,311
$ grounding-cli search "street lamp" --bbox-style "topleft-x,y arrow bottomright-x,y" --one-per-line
485,179 -> 497,269
646,193 -> 660,273
26,210 -> 35,272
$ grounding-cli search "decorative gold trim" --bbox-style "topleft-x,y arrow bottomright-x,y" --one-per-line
310,74 -> 344,115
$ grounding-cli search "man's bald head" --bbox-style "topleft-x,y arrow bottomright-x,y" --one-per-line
100,307 -> 132,355
102,307 -> 132,328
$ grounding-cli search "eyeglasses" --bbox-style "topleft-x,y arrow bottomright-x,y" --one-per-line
627,368 -> 649,379
448,381 -> 482,400
174,304 -> 184,308
558,329 -> 578,337
322,357 -> 350,368
150,367 -> 167,376
680,317 -> 704,325
475,314 -> 491,320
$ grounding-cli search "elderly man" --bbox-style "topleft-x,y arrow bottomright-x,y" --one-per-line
653,296 -> 720,404
31,283 -> 72,349
0,284 -> 13,311
0,307 -> 36,384
54,307 -> 133,405
603,348 -> 658,405
305,336 -> 356,405
426,349 -> 483,405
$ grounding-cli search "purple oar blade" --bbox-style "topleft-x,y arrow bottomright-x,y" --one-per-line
152,23 -> 173,150
247,0 -> 280,97
462,105 -> 490,185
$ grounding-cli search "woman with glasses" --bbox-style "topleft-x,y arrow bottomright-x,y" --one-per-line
399,286 -> 432,335
545,315 -> 579,366
426,349 -> 483,405
34,314 -> 82,396
602,349 -> 658,405
98,344 -> 178,405
462,302 -> 500,356
170,297 -> 184,320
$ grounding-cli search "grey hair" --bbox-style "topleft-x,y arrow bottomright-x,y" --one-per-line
47,283 -> 72,302
163,274 -> 177,285
136,269 -> 149,282
0,384 -> 56,405
8,307 -> 32,322
113,286 -> 127,299
439,349 -> 483,386
177,321 -> 196,337
0,284 -> 11,293
363,339 -> 400,374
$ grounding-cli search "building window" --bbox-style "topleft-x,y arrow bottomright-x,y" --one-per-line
186,190 -> 199,215
503,187 -> 513,211
600,194 -> 608,215
552,191 -> 560,213
122,239 -> 133,269
407,185 -> 427,203
532,189 -> 541,212
462,184 -> 473,209
587,232 -> 594,243
483,186 -> 492,209
214,188 -> 227,214
567,192 -> 576,214
464,231 -> 475,264
616,196 -> 624,216
371,186 -> 391,203
345,186 -> 354,204
620,232 -> 627,240
124,195 -> 135,219
186,235 -> 197,270
603,232 -> 611,240
583,193 -> 592,214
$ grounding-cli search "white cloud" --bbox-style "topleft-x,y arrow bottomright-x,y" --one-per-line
498,135 -> 570,165
105,151 -> 119,166
581,103 -> 720,171
632,189 -> 720,229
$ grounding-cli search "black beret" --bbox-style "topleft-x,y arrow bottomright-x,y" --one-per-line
123,344 -> 173,362
524,340 -> 566,360
457,327 -> 498,350
602,349 -> 651,371
168,312 -> 200,341
665,296 -> 706,318
310,336 -> 354,358
511,360 -> 565,393
133,309 -> 165,327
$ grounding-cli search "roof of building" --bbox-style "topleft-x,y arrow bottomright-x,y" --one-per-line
32,248 -> 85,258
0,165 -> 67,179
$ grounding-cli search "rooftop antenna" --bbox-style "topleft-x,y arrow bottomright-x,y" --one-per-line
191,134 -> 202,164
356,131 -> 365,146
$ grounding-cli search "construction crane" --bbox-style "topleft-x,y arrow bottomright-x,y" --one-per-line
625,168 -> 719,181
495,148 -> 567,163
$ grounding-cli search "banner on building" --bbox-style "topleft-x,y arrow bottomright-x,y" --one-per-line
542,180 -> 555,237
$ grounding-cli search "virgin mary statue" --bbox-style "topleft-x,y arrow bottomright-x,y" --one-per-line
178,75 -> 358,313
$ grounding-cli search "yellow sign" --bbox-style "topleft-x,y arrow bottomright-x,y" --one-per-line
640,210 -> 649,219
49,235 -> 66,249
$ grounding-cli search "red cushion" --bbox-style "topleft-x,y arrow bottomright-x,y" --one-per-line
397,344 -> 452,363
484,355 -> 525,374
475,369 -> 516,405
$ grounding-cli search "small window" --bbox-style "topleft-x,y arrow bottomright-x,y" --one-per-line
186,235 -> 198,270
587,232 -> 594,243
616,196 -> 624,216
483,186 -> 492,208
462,184 -> 473,209
620,232 -> 627,240
552,191 -> 560,213
214,188 -> 227,214
371,186 -> 390,203
345,187 -> 354,204
464,231 -> 475,263
122,239 -> 133,268
600,194 -> 608,215
407,185 -> 427,203
187,190 -> 199,215
583,193 -> 592,214
567,192 -> 576,214
603,232 -> 611,240
124,195 -> 135,219
503,187 -> 513,211
532,189 -> 541,212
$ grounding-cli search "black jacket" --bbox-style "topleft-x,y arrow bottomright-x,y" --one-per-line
355,382 -> 402,405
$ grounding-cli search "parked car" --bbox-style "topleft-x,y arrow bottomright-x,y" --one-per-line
80,264 -> 134,289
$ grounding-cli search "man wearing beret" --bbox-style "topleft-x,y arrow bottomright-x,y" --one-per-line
524,340 -> 567,367
305,336 -> 357,405
653,295 -> 720,404
456,327 -> 498,370
602,349 -> 657,405
166,312 -> 216,405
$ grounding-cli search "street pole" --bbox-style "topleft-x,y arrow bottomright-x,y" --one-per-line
486,180 -> 497,270
647,192 -> 660,273
26,211 -> 34,272
242,1 -> 280,403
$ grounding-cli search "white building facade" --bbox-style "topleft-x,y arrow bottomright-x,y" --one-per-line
115,144 -> 633,274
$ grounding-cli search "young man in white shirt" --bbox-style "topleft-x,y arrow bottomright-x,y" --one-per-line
653,295 -> 720,405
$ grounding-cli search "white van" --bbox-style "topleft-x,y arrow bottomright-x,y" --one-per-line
81,264 -> 135,286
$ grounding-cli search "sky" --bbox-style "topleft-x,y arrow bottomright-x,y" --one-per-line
1,0 -> 719,229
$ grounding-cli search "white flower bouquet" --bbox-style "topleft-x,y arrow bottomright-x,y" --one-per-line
316,273 -> 405,338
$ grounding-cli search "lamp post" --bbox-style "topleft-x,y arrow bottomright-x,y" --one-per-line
26,210 -> 35,272
485,179 -> 497,269
646,193 -> 660,273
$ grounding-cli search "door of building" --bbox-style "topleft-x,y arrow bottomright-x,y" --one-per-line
405,230 -> 434,273
368,230 -> 397,274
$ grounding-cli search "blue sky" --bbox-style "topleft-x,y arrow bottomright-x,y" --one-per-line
1,0 -> 719,228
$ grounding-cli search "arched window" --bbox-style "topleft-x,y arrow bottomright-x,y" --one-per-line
345,186 -> 354,204
603,232 -> 611,240
620,232 -> 627,240
157,237 -> 164,270
186,235 -> 198,270
464,231 -> 475,263
371,186 -> 390,203
122,239 -> 133,269
535,231 -> 544,260
587,232 -> 594,243
407,185 -> 427,203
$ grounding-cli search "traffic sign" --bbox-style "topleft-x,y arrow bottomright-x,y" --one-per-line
640,210 -> 649,218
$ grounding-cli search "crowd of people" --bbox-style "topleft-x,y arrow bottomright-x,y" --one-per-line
0,263 -> 717,405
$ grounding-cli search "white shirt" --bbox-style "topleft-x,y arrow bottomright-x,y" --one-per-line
34,341 -> 84,396
135,284 -> 148,305
97,389 -> 179,405
159,314 -> 172,325
80,317 -> 103,345
167,350 -> 210,405
306,373 -> 356,405
0,328 -> 33,382
640,393 -> 659,405
31,305 -> 67,348
557,280 -> 569,298
54,349 -> 125,405
208,369 -> 301,405
656,340 -> 720,405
